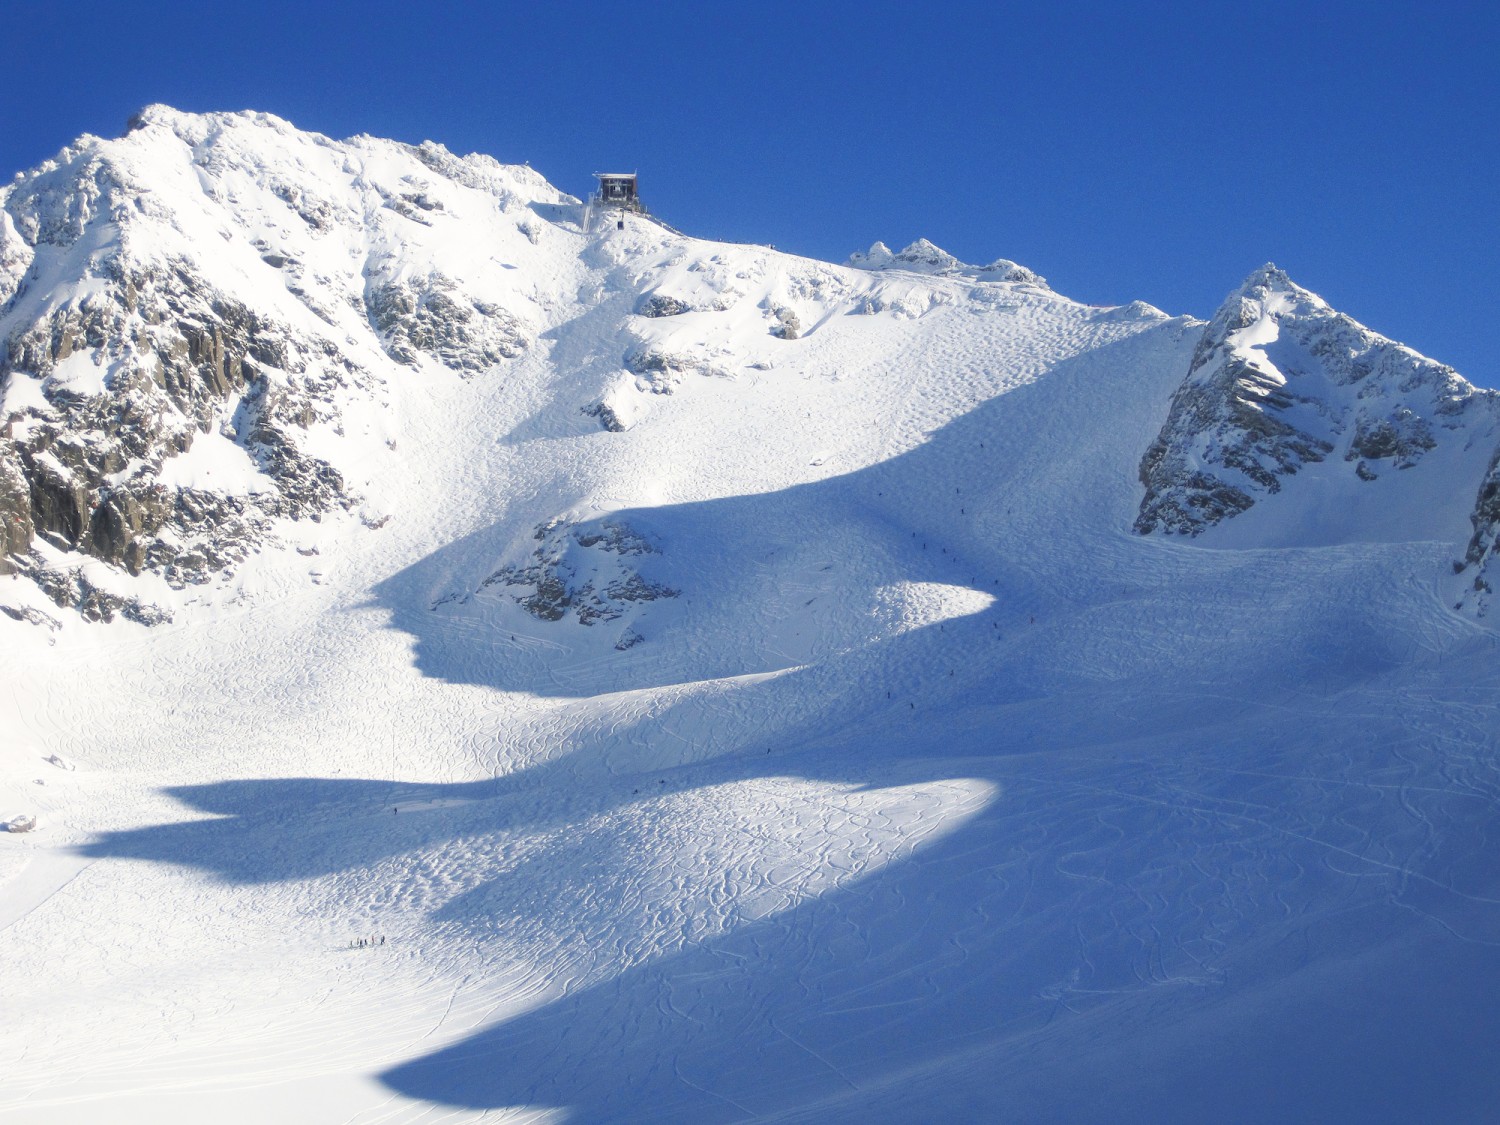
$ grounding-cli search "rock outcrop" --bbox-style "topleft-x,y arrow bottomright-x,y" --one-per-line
479,518 -> 678,638
0,245 -> 355,597
366,274 -> 527,373
1457,451 -> 1500,614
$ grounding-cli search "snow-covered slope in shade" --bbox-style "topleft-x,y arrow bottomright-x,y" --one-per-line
2,109 -> 1500,1125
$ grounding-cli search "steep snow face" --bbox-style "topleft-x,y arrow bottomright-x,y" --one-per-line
1135,265 -> 1500,553
0,105 -> 576,619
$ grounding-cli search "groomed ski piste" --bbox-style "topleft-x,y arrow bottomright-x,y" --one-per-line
2,109 -> 1499,1123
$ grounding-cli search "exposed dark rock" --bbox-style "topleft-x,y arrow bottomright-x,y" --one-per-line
0,441 -> 37,568
14,553 -> 171,625
1457,449 -> 1500,614
1136,265 -> 1484,537
270,181 -> 338,233
0,603 -> 61,630
582,401 -> 626,432
770,307 -> 801,340
1135,463 -> 1254,535
1345,409 -> 1436,479
0,109 -> 585,623
625,347 -> 733,391
0,250 -> 358,614
638,294 -> 693,318
573,524 -> 653,554
24,451 -> 91,549
401,191 -> 444,213
365,276 -> 527,373
482,519 -> 677,628
1135,353 -> 1333,536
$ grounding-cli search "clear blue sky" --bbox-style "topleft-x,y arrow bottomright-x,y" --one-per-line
5,1 -> 1497,384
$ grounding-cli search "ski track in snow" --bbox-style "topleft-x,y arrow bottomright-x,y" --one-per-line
3,112 -> 1500,1123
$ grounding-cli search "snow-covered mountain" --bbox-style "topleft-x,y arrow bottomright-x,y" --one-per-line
1134,264 -> 1500,609
0,105 -> 579,624
3,108 -> 1500,1124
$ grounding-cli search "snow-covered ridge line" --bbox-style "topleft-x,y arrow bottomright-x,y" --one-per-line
847,238 -> 1046,286
0,106 -> 1078,627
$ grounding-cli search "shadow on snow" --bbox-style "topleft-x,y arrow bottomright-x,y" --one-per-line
78,323 -> 1500,1121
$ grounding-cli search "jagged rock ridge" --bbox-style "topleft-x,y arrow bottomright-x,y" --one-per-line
1135,265 -> 1498,538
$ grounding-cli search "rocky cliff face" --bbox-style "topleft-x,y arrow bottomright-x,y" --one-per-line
0,106 -> 575,619
1135,265 -> 1497,538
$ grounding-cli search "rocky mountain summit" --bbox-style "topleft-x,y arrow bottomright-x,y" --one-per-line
1134,265 -> 1500,610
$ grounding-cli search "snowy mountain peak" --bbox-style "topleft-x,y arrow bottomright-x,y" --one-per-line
3,105 -> 1498,634
1135,266 -> 1498,570
124,103 -> 298,143
847,238 -> 959,273
0,106 -> 580,621
847,240 -> 895,266
1235,261 -> 1301,296
1197,263 -> 1330,352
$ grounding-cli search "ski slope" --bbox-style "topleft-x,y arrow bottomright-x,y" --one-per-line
2,109 -> 1499,1123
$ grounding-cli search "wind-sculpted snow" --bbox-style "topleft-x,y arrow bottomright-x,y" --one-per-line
4,107 -> 1500,1124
